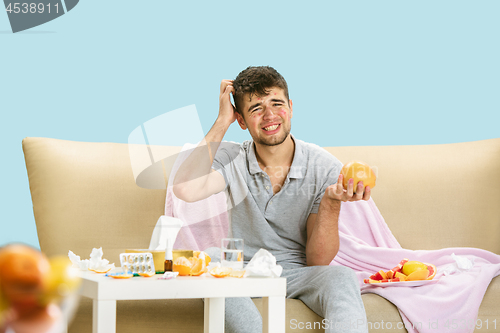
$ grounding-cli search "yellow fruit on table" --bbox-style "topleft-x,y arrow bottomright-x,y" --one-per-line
193,251 -> 211,266
172,257 -> 192,276
340,161 -> 376,193
172,256 -> 208,276
188,257 -> 205,276
209,267 -> 233,278
229,270 -> 245,278
402,261 -> 428,276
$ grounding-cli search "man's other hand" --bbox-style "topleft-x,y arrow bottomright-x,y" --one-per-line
325,174 -> 371,202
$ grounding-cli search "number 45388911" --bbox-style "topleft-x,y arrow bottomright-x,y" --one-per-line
5,3 -> 60,14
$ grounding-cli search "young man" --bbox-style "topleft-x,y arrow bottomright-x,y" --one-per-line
173,66 -> 370,333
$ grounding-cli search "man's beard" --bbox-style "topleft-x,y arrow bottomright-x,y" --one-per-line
254,125 -> 291,147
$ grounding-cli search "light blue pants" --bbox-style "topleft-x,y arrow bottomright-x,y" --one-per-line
204,247 -> 368,333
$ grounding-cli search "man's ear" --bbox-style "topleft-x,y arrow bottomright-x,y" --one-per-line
236,112 -> 247,130
289,99 -> 293,119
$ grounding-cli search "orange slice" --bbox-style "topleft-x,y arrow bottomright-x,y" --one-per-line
89,267 -> 112,274
193,251 -> 212,266
406,269 -> 429,281
209,267 -> 233,278
173,257 -> 192,276
395,272 -> 407,281
108,273 -> 133,279
189,257 -> 205,276
138,271 -> 155,277
425,263 -> 437,280
229,270 -> 245,278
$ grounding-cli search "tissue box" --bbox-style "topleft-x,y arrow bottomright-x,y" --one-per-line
125,249 -> 194,273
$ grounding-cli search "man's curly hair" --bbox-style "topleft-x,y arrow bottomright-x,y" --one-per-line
232,66 -> 289,116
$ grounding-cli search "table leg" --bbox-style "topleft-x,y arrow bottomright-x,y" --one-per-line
204,297 -> 225,333
92,300 -> 116,333
262,296 -> 285,333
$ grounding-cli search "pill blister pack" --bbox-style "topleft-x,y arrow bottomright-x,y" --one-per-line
120,253 -> 155,275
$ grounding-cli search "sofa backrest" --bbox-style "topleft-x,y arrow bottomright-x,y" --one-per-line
324,139 -> 500,254
23,137 -> 500,264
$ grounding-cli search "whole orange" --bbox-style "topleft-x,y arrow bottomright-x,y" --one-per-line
0,244 -> 50,316
340,161 -> 376,193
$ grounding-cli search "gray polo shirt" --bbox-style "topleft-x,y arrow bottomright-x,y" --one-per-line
212,134 -> 342,269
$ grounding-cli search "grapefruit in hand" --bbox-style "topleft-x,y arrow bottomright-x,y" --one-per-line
340,161 -> 376,193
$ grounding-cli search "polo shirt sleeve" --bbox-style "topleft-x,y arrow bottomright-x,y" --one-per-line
310,159 -> 343,214
211,142 -> 241,190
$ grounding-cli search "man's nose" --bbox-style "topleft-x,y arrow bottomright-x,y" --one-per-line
262,104 -> 277,118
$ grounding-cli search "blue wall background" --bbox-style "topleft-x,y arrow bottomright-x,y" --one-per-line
1,0 -> 499,249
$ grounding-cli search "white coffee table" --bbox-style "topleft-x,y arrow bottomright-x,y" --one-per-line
77,270 -> 286,333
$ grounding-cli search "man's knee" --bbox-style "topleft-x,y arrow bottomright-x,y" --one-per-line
322,265 -> 359,289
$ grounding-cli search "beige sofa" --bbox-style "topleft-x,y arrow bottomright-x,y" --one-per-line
23,137 -> 500,333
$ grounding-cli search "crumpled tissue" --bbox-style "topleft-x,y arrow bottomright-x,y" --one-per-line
68,247 -> 115,272
442,253 -> 475,276
244,248 -> 283,278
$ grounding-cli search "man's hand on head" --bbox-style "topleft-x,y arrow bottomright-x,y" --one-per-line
218,79 -> 237,126
325,174 -> 371,202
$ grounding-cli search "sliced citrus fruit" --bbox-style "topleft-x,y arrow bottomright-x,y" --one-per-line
425,263 -> 437,280
193,251 -> 211,266
172,257 -> 192,276
402,261 -> 437,280
107,273 -> 133,279
369,270 -> 388,281
189,257 -> 205,276
138,271 -> 155,277
229,270 -> 245,278
395,272 -> 407,281
209,267 -> 232,278
89,267 -> 112,274
406,269 -> 429,281
391,258 -> 409,274
402,261 -> 427,276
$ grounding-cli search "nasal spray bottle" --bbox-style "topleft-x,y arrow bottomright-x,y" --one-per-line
159,216 -> 183,272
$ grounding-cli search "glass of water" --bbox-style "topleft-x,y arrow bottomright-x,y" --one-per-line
221,238 -> 244,269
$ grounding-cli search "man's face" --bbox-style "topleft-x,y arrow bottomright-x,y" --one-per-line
236,87 -> 293,147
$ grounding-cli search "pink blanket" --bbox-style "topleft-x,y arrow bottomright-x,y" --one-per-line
165,143 -> 229,251
331,199 -> 500,333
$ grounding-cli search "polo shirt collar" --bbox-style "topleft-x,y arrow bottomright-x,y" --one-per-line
247,134 -> 305,179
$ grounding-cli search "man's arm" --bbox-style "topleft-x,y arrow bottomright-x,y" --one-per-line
173,80 -> 236,202
305,174 -> 371,265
